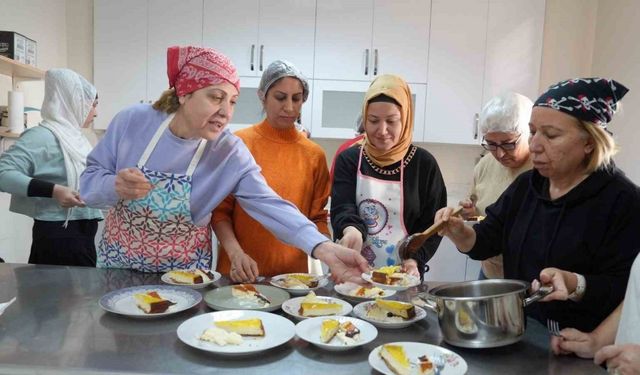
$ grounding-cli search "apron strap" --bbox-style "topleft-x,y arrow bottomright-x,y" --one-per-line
137,113 -> 207,177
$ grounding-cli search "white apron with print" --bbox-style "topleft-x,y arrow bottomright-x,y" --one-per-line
356,147 -> 408,268
97,114 -> 212,272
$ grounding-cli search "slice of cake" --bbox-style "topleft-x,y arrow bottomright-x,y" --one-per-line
371,266 -> 401,284
417,355 -> 435,375
231,284 -> 271,306
167,269 -> 215,284
298,291 -> 343,317
353,286 -> 385,298
133,291 -> 176,314
336,321 -> 361,345
375,299 -> 416,320
199,326 -> 243,346
215,318 -> 265,337
379,344 -> 411,375
282,274 -> 319,289
320,319 -> 340,343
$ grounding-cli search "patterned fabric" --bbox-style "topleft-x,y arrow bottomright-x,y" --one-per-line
534,78 -> 629,126
167,46 -> 240,96
98,166 -> 211,272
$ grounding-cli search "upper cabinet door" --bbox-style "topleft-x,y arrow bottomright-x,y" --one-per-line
483,0 -> 545,103
147,0 -> 203,100
314,0 -> 374,81
203,0 -> 260,77
424,0 -> 488,144
258,0 -> 316,78
94,0 -> 148,130
372,0 -> 430,83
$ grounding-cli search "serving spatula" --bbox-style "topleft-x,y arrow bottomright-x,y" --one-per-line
397,206 -> 464,259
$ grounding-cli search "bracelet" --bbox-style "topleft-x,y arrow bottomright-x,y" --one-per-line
568,273 -> 586,302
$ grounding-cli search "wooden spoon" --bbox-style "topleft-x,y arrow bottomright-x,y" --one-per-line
397,206 -> 464,259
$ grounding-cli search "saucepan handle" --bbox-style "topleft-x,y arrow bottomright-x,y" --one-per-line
413,293 -> 439,313
523,285 -> 554,307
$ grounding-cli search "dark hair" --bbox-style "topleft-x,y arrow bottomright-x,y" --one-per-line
367,93 -> 400,106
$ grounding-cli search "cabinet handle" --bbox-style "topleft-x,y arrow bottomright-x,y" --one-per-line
473,113 -> 479,140
364,49 -> 369,76
259,45 -> 264,71
374,49 -> 378,75
250,44 -> 255,71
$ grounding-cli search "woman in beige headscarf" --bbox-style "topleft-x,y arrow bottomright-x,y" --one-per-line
330,74 -> 447,278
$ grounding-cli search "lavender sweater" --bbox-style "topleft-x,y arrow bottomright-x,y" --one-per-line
80,104 -> 327,254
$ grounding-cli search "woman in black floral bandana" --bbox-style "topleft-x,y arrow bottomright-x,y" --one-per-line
435,78 -> 640,335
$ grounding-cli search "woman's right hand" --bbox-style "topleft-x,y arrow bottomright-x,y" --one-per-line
115,168 -> 153,200
551,328 -> 603,358
435,206 -> 466,238
339,226 -> 364,251
229,251 -> 259,283
52,185 -> 85,208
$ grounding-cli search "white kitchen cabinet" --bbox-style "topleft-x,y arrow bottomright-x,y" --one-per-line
424,0 -> 545,144
94,0 -> 203,130
423,0 -> 488,145
226,77 -> 314,133
94,0 -> 147,130
424,237 -> 482,282
310,80 -> 425,141
203,0 -> 316,78
314,0 -> 430,83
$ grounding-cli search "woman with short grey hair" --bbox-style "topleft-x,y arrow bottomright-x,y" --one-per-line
460,92 -> 533,279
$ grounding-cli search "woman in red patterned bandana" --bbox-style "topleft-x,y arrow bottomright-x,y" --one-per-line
435,77 -> 640,336
80,46 -> 368,283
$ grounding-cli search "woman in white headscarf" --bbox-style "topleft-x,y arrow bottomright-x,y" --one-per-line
0,68 -> 103,266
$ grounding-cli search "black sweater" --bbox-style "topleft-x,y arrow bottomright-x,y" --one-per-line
469,166 -> 640,331
331,145 -> 447,274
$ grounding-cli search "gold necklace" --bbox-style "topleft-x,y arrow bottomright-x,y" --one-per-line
362,146 -> 417,176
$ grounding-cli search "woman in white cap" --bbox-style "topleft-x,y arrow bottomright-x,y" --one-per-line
0,68 -> 103,266
212,60 -> 331,281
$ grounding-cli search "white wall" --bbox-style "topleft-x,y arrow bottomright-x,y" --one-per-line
591,0 -> 640,184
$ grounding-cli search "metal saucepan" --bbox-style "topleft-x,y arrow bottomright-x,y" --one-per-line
413,279 -> 552,348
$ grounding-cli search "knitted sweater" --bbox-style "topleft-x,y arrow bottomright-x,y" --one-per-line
212,120 -> 331,276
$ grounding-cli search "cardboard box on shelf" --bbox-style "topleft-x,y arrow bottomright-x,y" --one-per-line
0,31 -> 37,66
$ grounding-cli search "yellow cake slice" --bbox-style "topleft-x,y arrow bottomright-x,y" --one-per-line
375,299 -> 416,319
215,318 -> 265,337
287,274 -> 319,288
320,319 -> 340,343
379,344 -> 411,375
133,291 -> 175,314
168,270 -> 203,284
299,302 -> 342,317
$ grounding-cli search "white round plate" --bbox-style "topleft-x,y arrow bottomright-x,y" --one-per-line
361,272 -> 421,291
369,341 -> 468,375
177,310 -> 295,355
203,285 -> 290,312
269,273 -> 329,295
295,316 -> 377,351
282,296 -> 352,320
334,282 -> 396,303
99,285 -> 201,318
161,270 -> 221,289
353,301 -> 426,329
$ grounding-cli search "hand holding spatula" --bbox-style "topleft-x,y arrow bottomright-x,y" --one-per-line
397,206 -> 464,260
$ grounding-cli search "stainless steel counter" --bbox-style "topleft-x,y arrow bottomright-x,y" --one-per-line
0,264 -> 605,374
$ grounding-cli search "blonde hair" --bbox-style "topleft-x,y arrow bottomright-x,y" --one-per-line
579,120 -> 617,173
152,88 -> 180,114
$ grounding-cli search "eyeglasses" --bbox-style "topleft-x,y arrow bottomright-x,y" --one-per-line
481,134 -> 522,151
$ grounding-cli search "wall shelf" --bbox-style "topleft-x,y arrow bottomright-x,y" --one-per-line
0,55 -> 44,80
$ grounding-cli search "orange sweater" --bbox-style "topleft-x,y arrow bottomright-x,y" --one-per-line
212,120 -> 330,276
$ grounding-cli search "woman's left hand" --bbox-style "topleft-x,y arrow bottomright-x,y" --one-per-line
401,258 -> 420,277
595,344 -> 640,375
533,267 -> 571,302
313,241 -> 370,284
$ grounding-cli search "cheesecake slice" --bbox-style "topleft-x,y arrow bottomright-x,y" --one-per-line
231,284 -> 271,306
417,355 -> 435,375
215,318 -> 265,337
375,299 -> 416,319
371,266 -> 401,284
133,291 -> 176,314
299,301 -> 342,317
167,269 -> 215,284
379,344 -> 411,375
320,319 -> 340,343
353,286 -> 385,298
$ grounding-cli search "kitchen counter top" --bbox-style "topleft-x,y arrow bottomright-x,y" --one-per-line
0,263 -> 605,374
